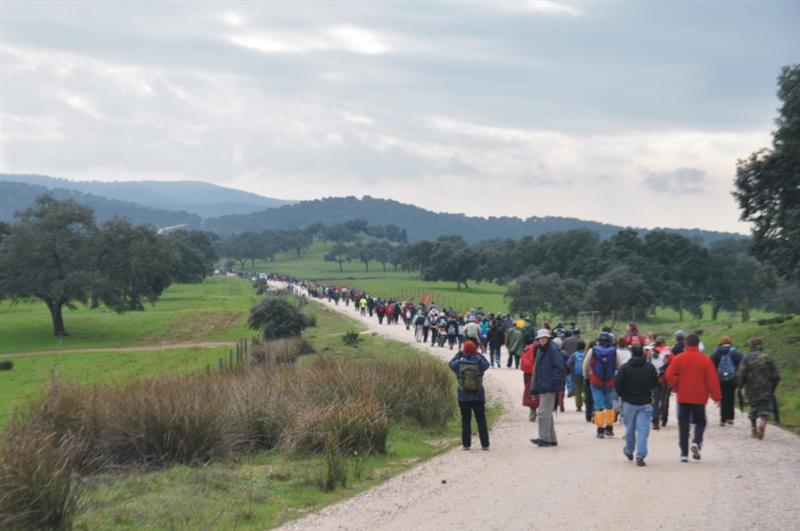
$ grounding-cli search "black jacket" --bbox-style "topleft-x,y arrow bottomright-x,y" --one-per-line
615,356 -> 658,406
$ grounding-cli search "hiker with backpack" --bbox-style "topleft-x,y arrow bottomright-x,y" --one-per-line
665,333 -> 721,462
566,340 -> 587,412
647,336 -> 673,430
530,329 -> 566,447
615,344 -> 658,467
582,332 -> 623,438
520,342 -> 539,421
624,322 -> 645,347
737,337 -> 781,440
487,318 -> 506,368
710,336 -> 744,426
449,339 -> 491,451
505,324 -> 524,369
446,316 -> 459,350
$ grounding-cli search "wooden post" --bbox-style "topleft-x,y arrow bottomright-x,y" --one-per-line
780,295 -> 788,318
742,297 -> 750,323
678,300 -> 684,322
632,307 -> 636,323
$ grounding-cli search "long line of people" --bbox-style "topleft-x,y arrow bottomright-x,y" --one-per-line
290,279 -> 782,466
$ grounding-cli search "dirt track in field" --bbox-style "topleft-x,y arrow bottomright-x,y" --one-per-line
275,282 -> 800,531
2,341 -> 236,357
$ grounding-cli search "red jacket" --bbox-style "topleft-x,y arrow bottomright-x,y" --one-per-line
665,346 -> 721,405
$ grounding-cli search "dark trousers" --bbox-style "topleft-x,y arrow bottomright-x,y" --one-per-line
458,400 -> 489,449
720,380 -> 736,422
507,352 -> 520,368
584,382 -> 594,422
678,403 -> 707,456
422,326 -> 429,342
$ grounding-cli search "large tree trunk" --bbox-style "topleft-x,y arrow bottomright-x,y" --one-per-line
45,299 -> 67,337
338,260 -> 344,272
363,261 -> 369,272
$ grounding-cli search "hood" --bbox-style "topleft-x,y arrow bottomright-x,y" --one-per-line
628,356 -> 647,368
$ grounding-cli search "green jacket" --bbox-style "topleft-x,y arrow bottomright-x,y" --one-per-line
738,351 -> 780,403
506,327 -> 524,356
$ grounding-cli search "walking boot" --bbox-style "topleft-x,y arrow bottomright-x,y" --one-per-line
757,416 -> 768,440
596,427 -> 605,439
750,418 -> 758,438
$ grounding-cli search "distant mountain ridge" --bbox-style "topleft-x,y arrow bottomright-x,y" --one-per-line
0,175 -> 746,245
0,174 -> 293,218
0,181 -> 200,227
203,195 -> 746,245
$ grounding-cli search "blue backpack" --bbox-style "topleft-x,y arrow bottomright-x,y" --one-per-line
592,345 -> 616,382
718,348 -> 737,382
573,350 -> 585,377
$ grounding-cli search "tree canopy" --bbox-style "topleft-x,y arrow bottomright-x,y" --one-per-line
734,64 -> 800,281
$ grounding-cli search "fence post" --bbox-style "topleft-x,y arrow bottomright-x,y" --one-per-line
678,300 -> 684,322
780,295 -> 788,318
742,297 -> 750,323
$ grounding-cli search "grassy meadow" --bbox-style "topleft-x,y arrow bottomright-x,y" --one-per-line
1,275 -> 501,529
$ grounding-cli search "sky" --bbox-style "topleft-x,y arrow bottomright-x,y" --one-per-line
1,1 -> 798,233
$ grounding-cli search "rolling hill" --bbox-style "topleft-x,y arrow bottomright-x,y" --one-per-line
0,181 -> 200,227
0,174 -> 293,218
203,195 -> 746,244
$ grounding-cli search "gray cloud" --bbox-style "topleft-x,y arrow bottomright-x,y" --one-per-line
641,167 -> 707,194
1,2 -> 796,232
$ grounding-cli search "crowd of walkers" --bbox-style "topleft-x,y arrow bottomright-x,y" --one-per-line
288,279 -> 783,466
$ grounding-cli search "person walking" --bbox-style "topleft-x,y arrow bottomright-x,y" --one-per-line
464,317 -> 481,344
488,318 -> 505,368
615,345 -> 658,466
566,340 -> 587,412
666,333 -> 721,462
530,329 -> 566,447
583,332 -> 621,438
647,337 -> 673,430
520,342 -> 539,421
505,324 -> 524,369
449,339 -> 491,451
710,336 -> 744,426
737,337 -> 781,440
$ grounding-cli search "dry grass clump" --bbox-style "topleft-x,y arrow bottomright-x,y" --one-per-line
249,337 -> 313,365
0,341 -> 455,526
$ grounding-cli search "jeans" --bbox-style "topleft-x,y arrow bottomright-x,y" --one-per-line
537,392 -> 557,443
720,380 -> 736,422
490,346 -> 501,366
590,384 -> 615,410
678,403 -> 707,457
458,400 -> 489,448
623,403 -> 653,459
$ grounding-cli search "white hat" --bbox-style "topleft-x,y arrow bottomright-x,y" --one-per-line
535,328 -> 550,340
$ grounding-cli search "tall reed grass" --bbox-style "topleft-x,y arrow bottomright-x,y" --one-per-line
0,341 -> 455,527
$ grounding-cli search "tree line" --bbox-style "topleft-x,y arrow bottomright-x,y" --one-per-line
0,195 -> 217,337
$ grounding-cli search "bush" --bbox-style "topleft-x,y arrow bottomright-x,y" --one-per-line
342,331 -> 361,347
0,360 -> 12,371
248,297 -> 313,339
0,426 -> 83,530
757,315 -> 793,326
250,337 -> 313,365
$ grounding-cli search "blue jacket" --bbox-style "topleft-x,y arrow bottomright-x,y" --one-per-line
533,341 -> 566,394
449,352 -> 490,402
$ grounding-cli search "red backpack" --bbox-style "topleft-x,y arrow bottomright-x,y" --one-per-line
520,344 -> 535,374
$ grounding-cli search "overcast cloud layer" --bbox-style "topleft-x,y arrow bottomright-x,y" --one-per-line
2,1 -> 798,233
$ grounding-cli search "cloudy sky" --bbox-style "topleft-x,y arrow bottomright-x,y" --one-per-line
2,1 -> 798,233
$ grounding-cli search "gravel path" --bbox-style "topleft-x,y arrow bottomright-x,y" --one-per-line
279,286 -> 800,531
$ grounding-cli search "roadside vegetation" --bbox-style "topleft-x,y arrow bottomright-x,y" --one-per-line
0,281 -> 485,530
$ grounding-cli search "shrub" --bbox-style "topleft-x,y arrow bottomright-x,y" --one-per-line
248,297 -> 313,339
0,360 -> 12,371
250,337 -> 313,365
342,331 -> 361,347
0,426 -> 83,530
756,315 -> 793,326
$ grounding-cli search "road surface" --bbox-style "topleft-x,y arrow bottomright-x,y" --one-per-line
278,285 -> 800,531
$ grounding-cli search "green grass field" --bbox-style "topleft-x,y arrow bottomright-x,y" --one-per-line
0,275 -> 501,529
0,276 -> 258,354
69,300 -> 503,530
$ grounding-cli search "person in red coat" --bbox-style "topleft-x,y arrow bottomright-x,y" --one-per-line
520,343 -> 539,422
666,333 -> 721,463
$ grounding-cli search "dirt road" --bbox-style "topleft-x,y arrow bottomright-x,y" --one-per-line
2,341 -> 236,358
279,287 -> 800,531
